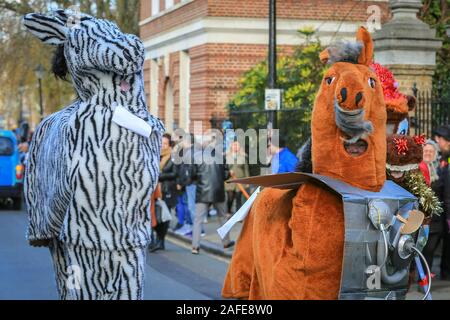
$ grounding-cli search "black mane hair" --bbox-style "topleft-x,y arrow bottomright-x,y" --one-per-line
326,40 -> 362,65
51,45 -> 69,81
295,137 -> 313,173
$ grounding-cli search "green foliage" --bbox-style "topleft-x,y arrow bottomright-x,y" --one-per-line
420,0 -> 450,85
228,30 -> 326,152
0,0 -> 140,129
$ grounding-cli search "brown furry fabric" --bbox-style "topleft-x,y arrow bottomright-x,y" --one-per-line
222,185 -> 344,299
386,134 -> 422,167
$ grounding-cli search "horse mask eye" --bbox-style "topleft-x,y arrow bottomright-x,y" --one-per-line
325,77 -> 335,85
368,78 -> 376,88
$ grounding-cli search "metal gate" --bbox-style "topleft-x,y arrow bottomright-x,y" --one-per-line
411,81 -> 450,137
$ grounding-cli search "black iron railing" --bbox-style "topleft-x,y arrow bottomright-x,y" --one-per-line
411,82 -> 450,137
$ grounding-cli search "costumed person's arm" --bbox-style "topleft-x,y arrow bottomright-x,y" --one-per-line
25,109 -> 74,247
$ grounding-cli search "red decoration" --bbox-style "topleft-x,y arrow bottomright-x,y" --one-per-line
394,137 -> 409,155
370,62 -> 406,102
413,134 -> 426,146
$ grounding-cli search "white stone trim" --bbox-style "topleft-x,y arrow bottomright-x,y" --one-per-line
179,51 -> 190,131
149,59 -> 159,117
140,0 -> 195,26
143,16 -> 366,60
165,81 -> 174,133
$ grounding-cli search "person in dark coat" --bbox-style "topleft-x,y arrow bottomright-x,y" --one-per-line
191,134 -> 234,254
150,133 -> 178,252
434,125 -> 450,280
420,139 -> 444,274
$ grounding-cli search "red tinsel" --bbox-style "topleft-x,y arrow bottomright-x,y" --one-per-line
370,62 -> 406,102
394,137 -> 409,155
413,134 -> 426,146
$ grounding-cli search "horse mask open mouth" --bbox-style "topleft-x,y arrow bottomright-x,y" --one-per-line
343,139 -> 368,157
334,98 -> 373,157
311,26 -> 387,191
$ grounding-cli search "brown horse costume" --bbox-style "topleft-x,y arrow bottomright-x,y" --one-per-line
222,27 -> 387,299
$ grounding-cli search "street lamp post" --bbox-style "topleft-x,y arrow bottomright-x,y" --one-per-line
18,85 -> 25,124
34,64 -> 45,121
267,0 -> 277,131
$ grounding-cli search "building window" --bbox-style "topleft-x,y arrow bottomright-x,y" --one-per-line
151,0 -> 160,16
165,0 -> 174,10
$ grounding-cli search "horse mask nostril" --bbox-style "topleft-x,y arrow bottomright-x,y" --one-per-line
340,88 -> 347,103
355,92 -> 363,106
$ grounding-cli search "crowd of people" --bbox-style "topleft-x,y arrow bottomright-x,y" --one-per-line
149,130 -> 301,255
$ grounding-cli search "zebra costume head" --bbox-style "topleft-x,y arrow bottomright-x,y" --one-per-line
23,9 -> 148,119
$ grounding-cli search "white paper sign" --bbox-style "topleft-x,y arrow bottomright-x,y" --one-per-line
112,105 -> 152,138
265,89 -> 281,111
217,187 -> 261,240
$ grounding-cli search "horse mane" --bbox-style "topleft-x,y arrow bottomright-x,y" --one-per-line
325,40 -> 363,65
51,44 -> 69,80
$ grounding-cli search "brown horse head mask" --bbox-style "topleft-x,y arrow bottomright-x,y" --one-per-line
312,26 -> 386,191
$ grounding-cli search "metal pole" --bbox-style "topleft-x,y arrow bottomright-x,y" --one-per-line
38,78 -> 43,121
267,0 -> 277,130
18,86 -> 24,125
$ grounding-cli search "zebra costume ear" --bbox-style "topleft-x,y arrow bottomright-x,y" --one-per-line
22,13 -> 68,45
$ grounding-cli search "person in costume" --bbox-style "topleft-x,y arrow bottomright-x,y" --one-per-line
23,9 -> 164,299
222,27 -> 429,300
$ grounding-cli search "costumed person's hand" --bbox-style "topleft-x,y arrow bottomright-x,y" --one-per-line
29,239 -> 51,247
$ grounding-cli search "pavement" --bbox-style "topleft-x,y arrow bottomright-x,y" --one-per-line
168,213 -> 450,300
167,213 -> 242,258
1,204 -> 449,300
0,207 -> 228,300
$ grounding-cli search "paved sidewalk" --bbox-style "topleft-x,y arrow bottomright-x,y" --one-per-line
167,214 -> 242,258
166,215 -> 450,299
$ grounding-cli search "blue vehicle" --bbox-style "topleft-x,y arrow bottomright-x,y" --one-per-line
0,130 -> 24,210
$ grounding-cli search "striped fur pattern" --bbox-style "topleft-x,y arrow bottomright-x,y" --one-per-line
23,10 -> 164,251
49,239 -> 147,300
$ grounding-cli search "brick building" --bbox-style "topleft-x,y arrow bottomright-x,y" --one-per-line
139,0 -> 389,133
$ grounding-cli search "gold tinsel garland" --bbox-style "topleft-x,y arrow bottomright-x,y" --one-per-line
404,171 -> 443,218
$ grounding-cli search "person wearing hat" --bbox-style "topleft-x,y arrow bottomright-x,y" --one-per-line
420,139 -> 446,278
434,125 -> 450,280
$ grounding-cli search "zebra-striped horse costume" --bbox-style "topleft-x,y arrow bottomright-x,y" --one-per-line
22,9 -> 164,300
